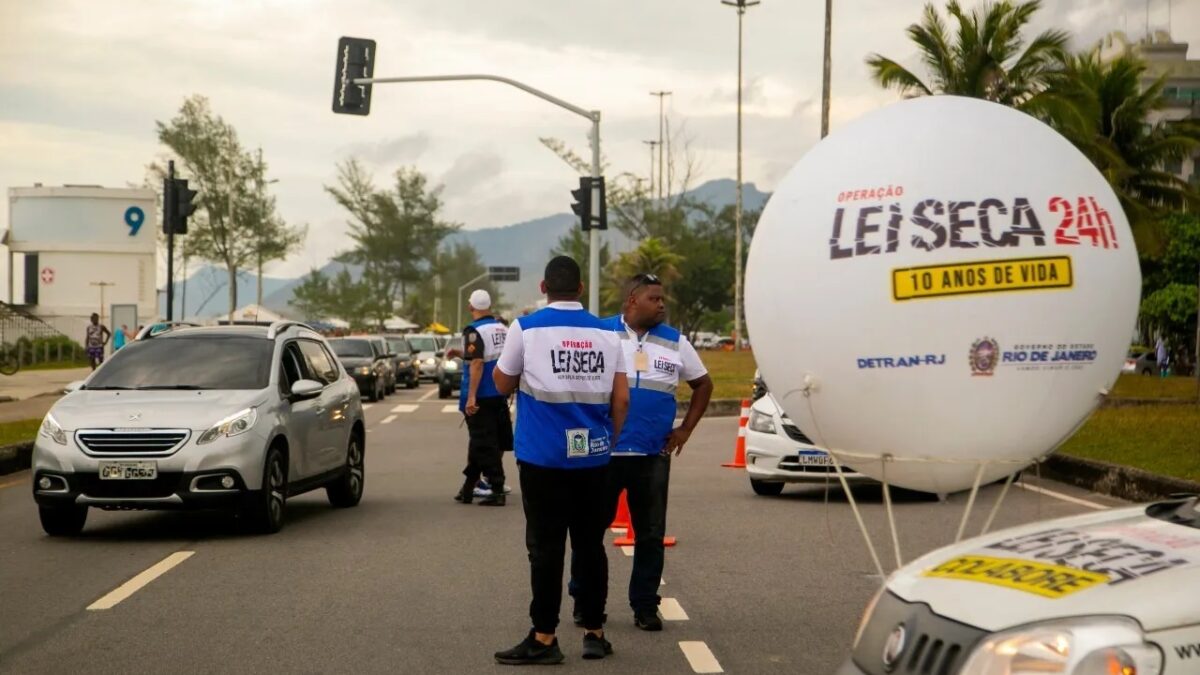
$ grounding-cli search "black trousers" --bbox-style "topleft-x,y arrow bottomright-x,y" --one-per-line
569,454 -> 671,613
461,397 -> 511,490
519,461 -> 609,633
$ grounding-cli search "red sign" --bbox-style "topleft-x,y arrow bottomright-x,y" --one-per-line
40,267 -> 54,285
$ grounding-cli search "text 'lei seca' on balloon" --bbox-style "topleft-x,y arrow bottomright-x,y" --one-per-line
745,96 -> 1141,494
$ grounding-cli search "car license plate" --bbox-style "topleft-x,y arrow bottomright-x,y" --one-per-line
98,461 -> 158,480
795,450 -> 834,466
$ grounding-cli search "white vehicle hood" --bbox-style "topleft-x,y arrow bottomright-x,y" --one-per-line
50,389 -> 269,432
888,505 -> 1200,632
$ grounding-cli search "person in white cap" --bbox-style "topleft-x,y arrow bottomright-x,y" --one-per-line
454,288 -> 512,506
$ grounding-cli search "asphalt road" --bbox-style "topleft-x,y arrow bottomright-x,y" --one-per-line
0,384 -> 1126,674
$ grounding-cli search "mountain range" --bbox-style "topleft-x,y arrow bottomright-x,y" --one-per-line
162,178 -> 771,319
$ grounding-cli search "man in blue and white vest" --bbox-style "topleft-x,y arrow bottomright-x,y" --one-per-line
492,256 -> 630,665
454,289 -> 511,506
591,273 -> 712,631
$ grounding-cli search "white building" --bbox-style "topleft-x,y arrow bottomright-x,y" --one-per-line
4,185 -> 158,342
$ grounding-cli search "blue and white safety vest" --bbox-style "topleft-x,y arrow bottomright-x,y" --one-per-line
605,316 -> 686,456
459,316 -> 507,412
498,302 -> 624,470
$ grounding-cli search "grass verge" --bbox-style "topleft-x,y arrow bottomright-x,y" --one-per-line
1059,404 -> 1200,483
681,350 -> 757,401
1111,374 -> 1198,401
0,419 -> 41,447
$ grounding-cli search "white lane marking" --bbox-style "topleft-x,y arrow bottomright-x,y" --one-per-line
442,404 -> 459,414
88,551 -> 195,611
621,545 -> 634,557
362,404 -> 374,411
0,471 -> 29,490
1015,482 -> 1107,510
660,578 -> 665,586
381,415 -> 397,425
390,404 -> 418,414
660,598 -> 689,621
419,387 -> 438,401
679,641 -> 723,673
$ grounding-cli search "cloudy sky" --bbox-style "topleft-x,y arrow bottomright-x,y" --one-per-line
2,0 -> 1196,280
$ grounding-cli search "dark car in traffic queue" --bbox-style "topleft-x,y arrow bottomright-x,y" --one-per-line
366,336 -> 398,395
385,335 -> 419,389
328,338 -> 389,402
437,336 -> 464,399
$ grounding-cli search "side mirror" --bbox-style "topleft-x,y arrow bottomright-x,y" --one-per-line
291,379 -> 323,399
66,380 -> 85,393
435,350 -> 444,358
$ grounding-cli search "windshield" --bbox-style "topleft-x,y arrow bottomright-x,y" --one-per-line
387,338 -> 412,354
86,337 -> 273,390
408,336 -> 438,352
329,339 -> 374,358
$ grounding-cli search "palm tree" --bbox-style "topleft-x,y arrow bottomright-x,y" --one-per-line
602,238 -> 684,313
1049,52 -> 1200,247
866,0 -> 1068,110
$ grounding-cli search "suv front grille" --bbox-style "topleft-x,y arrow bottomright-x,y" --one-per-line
781,423 -> 814,444
75,473 -> 184,498
76,430 -> 190,456
852,591 -> 985,675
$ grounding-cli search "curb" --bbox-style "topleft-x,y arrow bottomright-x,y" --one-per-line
1040,454 -> 1200,502
679,398 -> 743,418
1101,397 -> 1197,408
0,442 -> 33,477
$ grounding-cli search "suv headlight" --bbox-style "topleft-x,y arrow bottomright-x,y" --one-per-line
444,360 -> 459,371
748,408 -> 777,434
197,408 -> 258,445
355,366 -> 372,375
425,357 -> 436,366
961,616 -> 1162,675
40,413 -> 67,445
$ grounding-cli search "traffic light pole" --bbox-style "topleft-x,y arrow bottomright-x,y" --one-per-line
352,73 -> 604,313
165,160 -> 176,321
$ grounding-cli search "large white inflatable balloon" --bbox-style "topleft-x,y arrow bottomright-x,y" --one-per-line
745,96 -> 1140,494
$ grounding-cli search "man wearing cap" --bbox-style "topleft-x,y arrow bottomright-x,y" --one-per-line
492,256 -> 629,664
454,289 -> 511,506
588,273 -> 712,631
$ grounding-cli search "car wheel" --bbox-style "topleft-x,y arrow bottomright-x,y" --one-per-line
245,447 -> 287,534
39,504 -> 88,536
327,434 -> 365,508
406,378 -> 417,389
367,381 -> 380,402
750,479 -> 785,496
438,383 -> 451,399
1142,367 -> 1152,376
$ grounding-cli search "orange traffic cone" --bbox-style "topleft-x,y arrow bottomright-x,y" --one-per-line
610,490 -> 631,530
613,516 -> 677,547
722,399 -> 751,468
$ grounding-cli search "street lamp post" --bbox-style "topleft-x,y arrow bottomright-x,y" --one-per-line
643,140 -> 659,197
650,91 -> 672,204
821,0 -> 833,138
353,73 -> 605,314
721,0 -> 759,351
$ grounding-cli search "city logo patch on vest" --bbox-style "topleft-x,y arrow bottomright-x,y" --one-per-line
566,428 -> 590,458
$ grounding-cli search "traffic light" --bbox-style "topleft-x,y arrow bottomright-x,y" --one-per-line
162,177 -> 198,235
332,37 -> 376,116
571,177 -> 592,229
572,176 -> 607,231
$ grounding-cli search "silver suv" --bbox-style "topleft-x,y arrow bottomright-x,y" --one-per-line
31,322 -> 366,536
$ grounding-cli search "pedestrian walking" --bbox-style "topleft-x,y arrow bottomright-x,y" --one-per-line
492,256 -> 629,665
112,324 -> 130,351
454,289 -> 511,506
1156,337 -> 1169,378
85,313 -> 111,370
569,273 -> 713,631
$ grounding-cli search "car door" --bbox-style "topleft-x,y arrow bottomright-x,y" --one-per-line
297,339 -> 351,473
279,341 -> 322,481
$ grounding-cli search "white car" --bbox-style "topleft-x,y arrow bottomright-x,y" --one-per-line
744,395 -> 870,495
839,495 -> 1200,674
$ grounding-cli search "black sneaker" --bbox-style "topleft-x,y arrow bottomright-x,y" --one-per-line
478,493 -> 506,506
453,489 -> 473,504
634,609 -> 663,632
494,630 -> 564,665
581,633 -> 613,660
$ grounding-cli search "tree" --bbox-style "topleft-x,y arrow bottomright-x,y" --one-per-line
289,267 -> 377,329
156,95 -> 269,322
245,149 -> 306,308
1140,283 -> 1198,376
1049,54 -> 1200,247
866,1 -> 1069,109
404,241 -> 504,331
550,228 -> 610,274
602,238 -> 684,314
326,160 -> 459,327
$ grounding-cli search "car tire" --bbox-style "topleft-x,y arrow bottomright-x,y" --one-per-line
244,446 -> 287,534
327,433 -> 365,508
750,479 -> 785,496
39,504 -> 87,536
406,377 -> 417,389
439,383 -> 451,399
367,381 -> 380,403
1141,367 -> 1152,376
